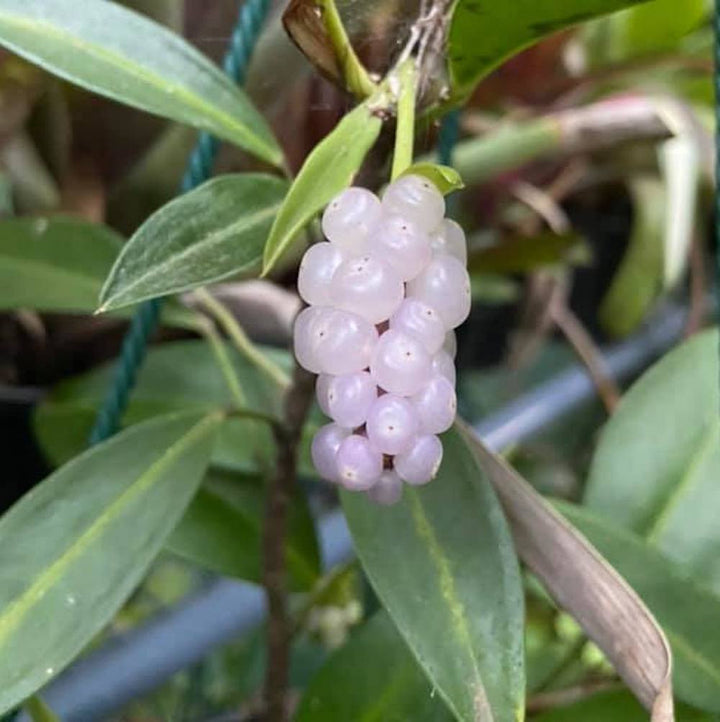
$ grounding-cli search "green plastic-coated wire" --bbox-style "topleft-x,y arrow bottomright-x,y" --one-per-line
88,0 -> 271,445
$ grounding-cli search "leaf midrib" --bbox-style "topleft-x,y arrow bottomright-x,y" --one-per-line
102,201 -> 281,308
0,413 -> 219,646
0,12 -> 275,160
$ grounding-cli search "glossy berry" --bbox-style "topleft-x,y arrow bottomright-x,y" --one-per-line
431,349 -> 456,387
431,219 -> 467,264
298,242 -> 344,306
324,371 -> 377,429
382,174 -> 445,233
336,435 -> 383,490
413,375 -> 457,434
369,215 -> 431,281
390,297 -> 445,355
394,434 -> 443,486
311,423 -> 349,482
365,394 -> 419,455
367,470 -> 403,505
370,329 -> 432,397
322,187 -> 382,252
407,255 -> 471,329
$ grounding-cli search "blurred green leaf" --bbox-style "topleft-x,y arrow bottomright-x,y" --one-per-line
447,0 -> 647,103
534,688 -> 715,721
295,612 -> 454,722
24,696 -> 60,722
468,233 -> 589,275
585,330 -> 720,590
0,411 -> 222,715
0,216 -> 123,312
560,501 -> 720,712
342,427 -> 525,722
262,97 -> 382,275
99,174 -> 288,311
0,0 -> 282,165
599,178 -> 665,337
33,340 -> 287,472
168,468 -> 320,590
401,163 -> 464,195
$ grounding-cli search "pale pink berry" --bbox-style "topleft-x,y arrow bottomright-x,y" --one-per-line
325,371 -> 377,429
394,434 -> 443,486
390,298 -> 445,355
412,375 -> 457,434
407,255 -> 471,329
336,435 -> 383,491
322,187 -> 381,253
329,253 -> 404,324
382,175 -> 445,233
368,215 -> 431,281
311,423 -> 349,482
298,242 -> 344,306
365,394 -> 418,455
367,470 -> 403,505
431,219 -> 467,264
370,329 -> 432,397
432,350 -> 456,386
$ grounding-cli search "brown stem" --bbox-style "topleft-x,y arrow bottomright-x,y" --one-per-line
550,300 -> 621,414
527,680 -> 620,714
261,360 -> 315,722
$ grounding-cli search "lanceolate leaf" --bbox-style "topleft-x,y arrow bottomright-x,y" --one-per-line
99,174 -> 288,311
342,427 -> 525,722
463,425 -> 674,720
585,330 -> 720,591
401,163 -> 464,195
262,98 -> 383,275
0,411 -> 222,715
295,612 -> 453,722
0,216 -> 122,312
447,0 -> 648,103
560,502 -> 720,713
0,0 -> 282,166
167,468 -> 320,590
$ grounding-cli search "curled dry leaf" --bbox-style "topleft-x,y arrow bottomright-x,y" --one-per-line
457,421 -> 675,722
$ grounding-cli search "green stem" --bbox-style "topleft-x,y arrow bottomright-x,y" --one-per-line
195,288 -> 291,391
197,317 -> 248,410
24,696 -> 60,722
320,0 -> 377,99
391,60 -> 418,181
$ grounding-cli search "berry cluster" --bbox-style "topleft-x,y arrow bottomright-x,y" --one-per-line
294,174 -> 470,504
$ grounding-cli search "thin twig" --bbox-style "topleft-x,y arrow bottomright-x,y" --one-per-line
196,317 -> 247,410
194,288 -> 291,391
261,360 -> 316,722
550,299 -> 621,414
527,679 -> 620,714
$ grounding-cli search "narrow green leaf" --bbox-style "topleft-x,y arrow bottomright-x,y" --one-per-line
33,340 -> 287,470
0,411 -> 222,715
295,612 -> 454,722
447,0 -> 648,103
599,178 -> 666,336
167,468 -> 320,590
24,696 -> 60,722
262,99 -> 383,275
559,502 -> 720,713
401,163 -> 464,195
99,174 -> 288,311
534,689 -> 714,722
585,330 -> 720,590
0,216 -> 122,312
341,427 -> 525,722
0,0 -> 282,165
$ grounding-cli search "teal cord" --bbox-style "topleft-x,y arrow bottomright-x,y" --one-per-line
88,0 -> 271,445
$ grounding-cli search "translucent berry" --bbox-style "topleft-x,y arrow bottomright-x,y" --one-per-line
316,373 -> 333,416
298,242 -> 344,306
370,329 -> 432,397
412,375 -> 457,434
444,331 -> 457,359
407,255 -> 471,329
336,435 -> 383,490
394,434 -> 443,486
369,215 -> 431,281
432,349 -> 456,386
322,187 -> 381,253
329,253 -> 404,324
365,394 -> 418,455
431,219 -> 467,264
296,306 -> 378,375
390,298 -> 445,355
367,470 -> 403,505
325,371 -> 377,429
382,175 -> 445,233
311,423 -> 349,482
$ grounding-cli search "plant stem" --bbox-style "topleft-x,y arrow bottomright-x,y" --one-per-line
262,361 -> 316,722
24,696 -> 59,722
391,59 -> 418,181
319,0 -> 377,99
197,317 -> 248,410
194,288 -> 291,391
